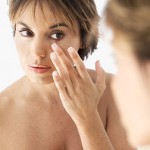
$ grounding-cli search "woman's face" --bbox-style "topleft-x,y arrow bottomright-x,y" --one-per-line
111,33 -> 150,146
14,2 -> 81,84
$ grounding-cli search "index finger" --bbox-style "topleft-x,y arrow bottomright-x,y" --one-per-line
51,43 -> 75,72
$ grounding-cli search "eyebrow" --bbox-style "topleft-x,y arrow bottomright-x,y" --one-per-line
16,22 -> 69,29
49,23 -> 69,29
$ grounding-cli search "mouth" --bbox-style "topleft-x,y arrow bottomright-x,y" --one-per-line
28,64 -> 52,73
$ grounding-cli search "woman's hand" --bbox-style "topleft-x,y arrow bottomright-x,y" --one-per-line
50,43 -> 106,124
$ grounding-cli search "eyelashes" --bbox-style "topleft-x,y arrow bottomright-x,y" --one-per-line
19,29 -> 33,37
17,28 -> 65,40
49,30 -> 64,40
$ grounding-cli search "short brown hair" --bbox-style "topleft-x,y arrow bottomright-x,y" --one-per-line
8,0 -> 100,60
105,0 -> 150,62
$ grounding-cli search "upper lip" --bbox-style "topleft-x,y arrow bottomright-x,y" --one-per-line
28,64 -> 52,69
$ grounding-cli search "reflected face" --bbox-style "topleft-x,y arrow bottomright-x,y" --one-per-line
111,35 -> 150,146
14,1 -> 81,84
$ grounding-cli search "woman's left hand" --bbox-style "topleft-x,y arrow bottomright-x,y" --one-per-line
50,43 -> 106,124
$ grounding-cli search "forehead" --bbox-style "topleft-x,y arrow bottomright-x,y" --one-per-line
14,0 -> 77,30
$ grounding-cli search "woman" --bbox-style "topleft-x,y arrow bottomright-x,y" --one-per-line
104,0 -> 150,147
0,0 -> 133,149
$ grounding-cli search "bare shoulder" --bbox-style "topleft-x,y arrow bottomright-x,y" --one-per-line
87,68 -> 113,106
88,69 -> 134,149
0,85 -> 16,108
88,69 -> 120,122
0,87 -> 15,120
88,69 -> 113,127
0,77 -> 25,109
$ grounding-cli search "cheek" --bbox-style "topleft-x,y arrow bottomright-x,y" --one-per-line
14,36 -> 29,65
14,35 -> 29,55
69,37 -> 81,51
15,36 -> 24,53
111,57 -> 133,113
56,35 -> 81,61
111,76 -> 132,130
58,33 -> 81,50
113,62 -> 132,102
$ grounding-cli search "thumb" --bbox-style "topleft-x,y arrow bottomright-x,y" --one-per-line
95,60 -> 106,92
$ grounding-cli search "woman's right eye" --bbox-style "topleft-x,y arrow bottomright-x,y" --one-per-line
19,30 -> 33,37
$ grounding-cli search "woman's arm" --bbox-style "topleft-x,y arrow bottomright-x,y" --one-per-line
50,43 -> 114,149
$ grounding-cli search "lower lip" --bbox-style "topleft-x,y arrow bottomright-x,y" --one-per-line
29,67 -> 51,73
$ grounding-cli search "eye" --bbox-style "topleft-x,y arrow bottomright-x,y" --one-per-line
19,29 -> 33,37
50,31 -> 64,40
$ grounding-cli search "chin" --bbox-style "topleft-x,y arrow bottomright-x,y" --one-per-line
28,75 -> 54,85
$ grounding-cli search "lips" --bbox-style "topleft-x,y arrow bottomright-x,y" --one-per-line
28,64 -> 52,73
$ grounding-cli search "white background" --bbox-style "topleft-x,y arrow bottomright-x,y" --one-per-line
0,0 -> 116,91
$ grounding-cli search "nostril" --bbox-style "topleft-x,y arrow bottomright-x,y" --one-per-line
40,54 -> 46,58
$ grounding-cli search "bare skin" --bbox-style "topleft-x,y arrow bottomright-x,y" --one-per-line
111,34 -> 150,146
0,72 -> 133,150
0,1 -> 134,149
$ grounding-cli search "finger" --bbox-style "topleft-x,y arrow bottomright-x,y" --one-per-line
52,71 -> 68,97
52,71 -> 74,112
51,43 -> 79,85
50,52 -> 65,79
67,47 -> 91,80
50,52 -> 74,94
95,60 -> 106,92
51,43 -> 77,75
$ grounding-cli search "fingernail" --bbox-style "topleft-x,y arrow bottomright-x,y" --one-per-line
97,60 -> 100,65
50,52 -> 56,60
51,43 -> 58,51
68,47 -> 75,53
52,71 -> 58,77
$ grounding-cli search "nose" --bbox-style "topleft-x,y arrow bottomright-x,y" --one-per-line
31,37 -> 50,59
